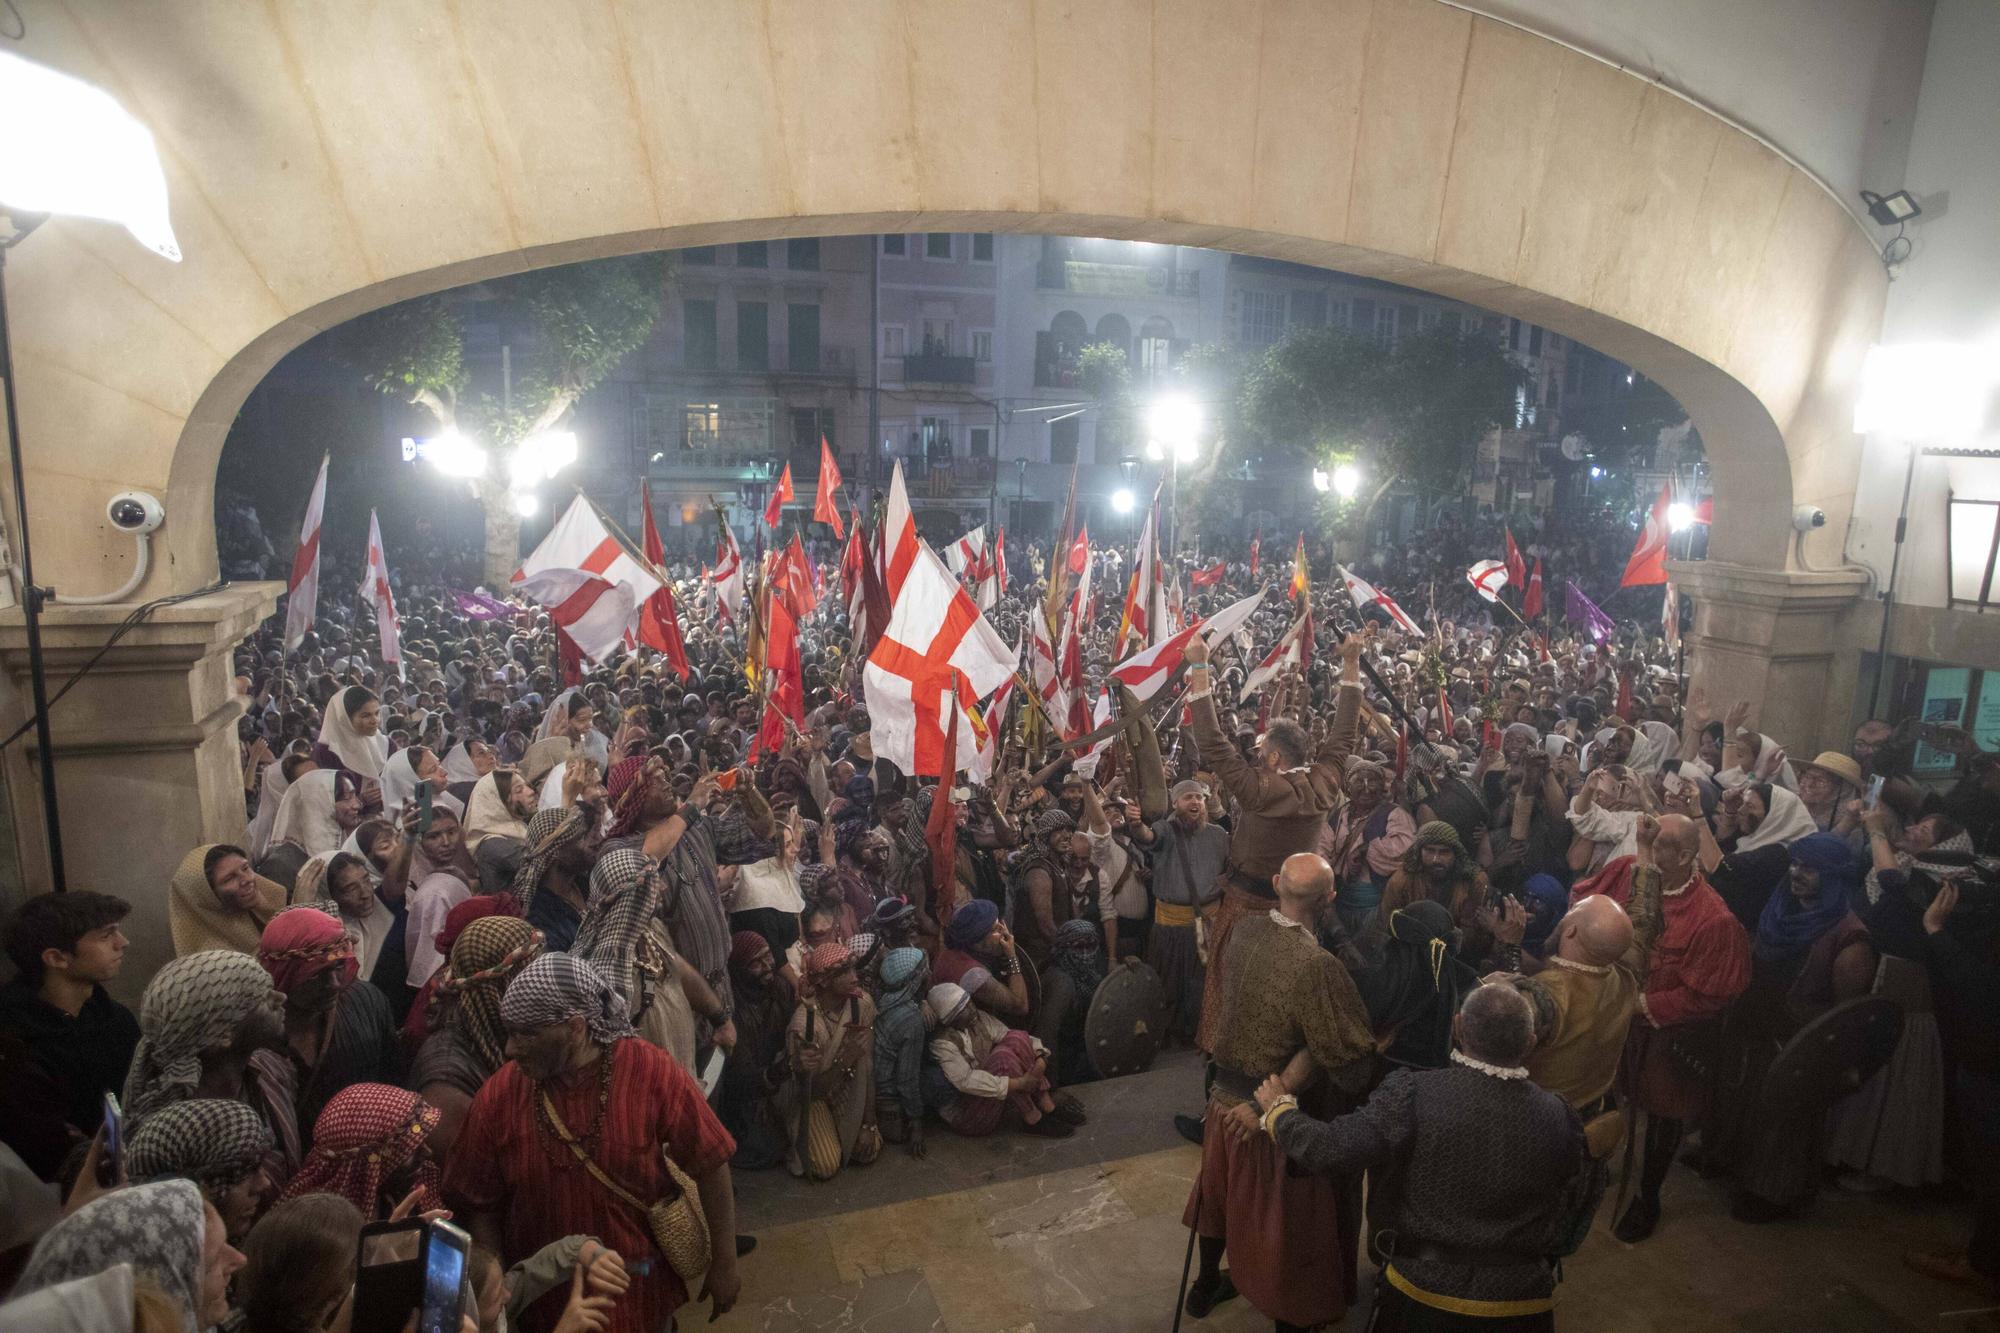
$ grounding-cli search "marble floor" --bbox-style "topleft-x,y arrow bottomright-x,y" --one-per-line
717,1053 -> 1993,1332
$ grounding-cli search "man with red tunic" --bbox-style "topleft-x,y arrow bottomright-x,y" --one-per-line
445,952 -> 741,1331
1570,813 -> 1750,1243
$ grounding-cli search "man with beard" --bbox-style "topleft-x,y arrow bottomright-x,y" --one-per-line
719,932 -> 794,1170
1573,814 -> 1750,1243
1008,809 -> 1108,968
1129,779 -> 1231,1044
874,793 -> 931,918
511,805 -> 604,953
1318,758 -> 1414,936
1376,821 -> 1492,954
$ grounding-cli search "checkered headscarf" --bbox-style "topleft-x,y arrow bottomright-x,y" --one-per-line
500,952 -> 634,1045
1036,808 -> 1077,838
126,1098 -> 273,1193
509,806 -> 592,914
571,845 -> 660,1008
280,1083 -> 443,1219
434,916 -> 544,1071
125,950 -> 280,1125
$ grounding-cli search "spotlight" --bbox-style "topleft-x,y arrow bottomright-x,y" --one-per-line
513,492 -> 540,518
1859,189 -> 1921,227
1111,488 -> 1136,515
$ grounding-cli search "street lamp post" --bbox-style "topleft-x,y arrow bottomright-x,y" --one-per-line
1146,394 -> 1202,557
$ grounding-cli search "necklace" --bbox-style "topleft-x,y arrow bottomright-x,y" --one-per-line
1548,955 -> 1610,975
533,1043 -> 616,1164
1451,1049 -> 1529,1080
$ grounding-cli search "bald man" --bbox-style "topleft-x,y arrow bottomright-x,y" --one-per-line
1502,815 -> 1666,1109
1180,853 -> 1376,1329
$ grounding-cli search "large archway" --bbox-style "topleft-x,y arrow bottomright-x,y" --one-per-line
0,0 -> 1887,975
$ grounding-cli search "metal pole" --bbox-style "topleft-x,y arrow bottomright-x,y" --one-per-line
868,240 -> 880,487
1870,444 -> 1918,718
0,244 -> 66,889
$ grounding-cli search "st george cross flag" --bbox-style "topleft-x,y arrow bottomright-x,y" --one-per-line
882,460 -> 920,603
516,494 -> 663,608
945,526 -> 986,577
763,463 -> 795,528
863,540 -> 1016,777
1240,612 -> 1313,699
813,437 -> 845,539
1466,559 -> 1509,603
710,521 -> 746,624
1030,605 -> 1067,725
283,454 -> 328,651
1565,579 -> 1616,644
1523,557 -> 1545,620
1337,564 -> 1422,635
1108,590 -> 1265,704
1114,495 -> 1162,657
1504,528 -> 1527,591
357,509 -> 402,680
971,661 -> 1016,782
515,569 -> 637,663
1621,480 -> 1673,587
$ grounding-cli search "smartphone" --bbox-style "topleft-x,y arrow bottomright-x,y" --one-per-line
1865,775 -> 1885,811
355,1218 -> 469,1333
99,1092 -> 123,1186
415,780 -> 434,838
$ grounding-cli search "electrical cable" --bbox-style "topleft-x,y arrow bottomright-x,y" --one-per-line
0,579 -> 230,750
0,2 -> 24,42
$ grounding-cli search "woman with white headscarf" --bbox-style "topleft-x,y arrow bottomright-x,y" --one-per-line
245,753 -> 303,863
377,745 -> 443,823
1695,782 -> 1819,931
10,1179 -> 240,1333
311,685 -> 389,779
1566,763 -> 1657,875
257,770 -> 363,890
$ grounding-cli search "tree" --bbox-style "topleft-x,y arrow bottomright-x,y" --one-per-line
1073,340 -> 1133,402
345,253 -> 672,586
1239,324 -> 1522,553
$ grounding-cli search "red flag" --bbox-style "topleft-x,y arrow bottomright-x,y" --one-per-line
283,454 -> 329,651
813,437 -> 845,539
1190,561 -> 1226,588
926,685 -> 963,904
775,534 -> 819,619
1436,687 -> 1454,737
636,481 -> 690,679
1504,528 -> 1527,591
1249,530 -> 1261,579
1620,481 -> 1673,587
1394,724 -> 1409,781
763,462 -> 795,527
1066,526 -> 1091,577
756,590 -> 806,755
556,626 -> 585,687
1522,557 -> 1545,620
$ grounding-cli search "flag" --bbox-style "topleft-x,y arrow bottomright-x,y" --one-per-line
1066,526 -> 1091,577
1288,534 -> 1310,602
1042,460 -> 1082,636
1436,687 -> 1454,737
1249,530 -> 1261,579
1504,528 -> 1527,591
1072,691 -> 1116,779
813,437 -> 844,539
516,493 -> 663,611
990,527 -> 1008,597
1466,558 -> 1509,603
516,568 -> 637,664
283,454 -> 328,651
762,462 -> 795,527
1337,564 -> 1422,635
975,525 -> 1007,613
1190,560 -> 1226,588
1114,495 -> 1162,656
1057,533 -> 1094,738
1662,580 -> 1681,649
1241,612 -> 1312,699
775,533 -> 818,619
926,689 -> 964,894
1029,603 -> 1067,726
357,509 -> 402,680
450,589 -> 515,621
1523,557 -> 1545,621
972,664 -> 1015,782
636,481 -> 690,679
1621,480 -> 1673,587
882,460 -> 920,604
710,519 -> 746,624
1109,590 -> 1265,704
1565,579 -> 1616,644
755,587 -> 806,756
841,518 -> 869,633
945,525 -> 986,577
862,541 -> 1017,777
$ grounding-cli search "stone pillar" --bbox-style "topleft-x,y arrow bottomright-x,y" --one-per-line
1667,560 -> 1869,759
0,583 -> 280,1003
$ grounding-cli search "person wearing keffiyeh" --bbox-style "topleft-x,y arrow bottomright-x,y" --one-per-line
280,1082 -> 445,1220
258,907 -> 400,1149
125,1097 -> 277,1242
409,915 -> 544,1154
124,950 -> 285,1132
511,805 -> 600,951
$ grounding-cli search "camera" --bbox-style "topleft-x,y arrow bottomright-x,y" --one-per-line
107,491 -> 166,535
107,491 -> 165,533
1791,504 -> 1826,533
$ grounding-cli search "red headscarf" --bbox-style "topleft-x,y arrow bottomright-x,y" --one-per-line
606,756 -> 665,839
280,1083 -> 442,1219
802,940 -> 860,1001
257,907 -> 357,997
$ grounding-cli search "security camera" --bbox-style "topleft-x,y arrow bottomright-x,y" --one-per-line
1792,504 -> 1826,533
107,490 -> 166,535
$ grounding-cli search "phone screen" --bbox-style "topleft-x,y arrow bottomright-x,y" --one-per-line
100,1092 -> 123,1185
419,1222 -> 469,1333
416,781 -> 434,837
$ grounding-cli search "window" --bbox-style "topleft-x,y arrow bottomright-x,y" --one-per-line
921,318 -> 953,356
684,402 -> 722,450
1290,290 -> 1327,329
1528,324 -> 1544,357
882,233 -> 906,256
1050,415 -> 1080,464
736,241 -> 767,268
926,232 -> 953,260
971,232 -> 994,262
921,416 -> 952,460
1374,304 -> 1398,347
1240,290 -> 1285,347
1139,335 -> 1172,376
792,408 -> 835,465
971,330 -> 993,362
883,326 -> 907,360
683,299 -> 717,370
970,426 -> 991,458
786,237 -> 819,271
787,302 -> 821,372
1350,298 -> 1376,334
682,246 -> 716,265
735,300 -> 768,371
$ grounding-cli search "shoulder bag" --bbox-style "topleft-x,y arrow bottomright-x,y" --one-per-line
539,1089 -> 711,1285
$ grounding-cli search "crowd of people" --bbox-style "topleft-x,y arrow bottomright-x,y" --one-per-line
0,497 -> 1996,1332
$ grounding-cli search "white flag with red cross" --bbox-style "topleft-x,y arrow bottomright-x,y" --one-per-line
515,568 -> 638,664
1108,590 -> 1265,704
283,454 -> 328,651
863,540 -> 1016,777
882,460 -> 920,604
1240,613 -> 1313,700
1338,564 -> 1423,635
1466,559 -> 1509,604
357,509 -> 403,681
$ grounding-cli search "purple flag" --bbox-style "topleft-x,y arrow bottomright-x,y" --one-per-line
1564,580 -> 1615,644
451,588 -> 517,622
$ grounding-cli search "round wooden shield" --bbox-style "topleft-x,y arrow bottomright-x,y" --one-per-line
1758,996 -> 1903,1116
1016,949 -> 1043,1031
1085,959 -> 1168,1078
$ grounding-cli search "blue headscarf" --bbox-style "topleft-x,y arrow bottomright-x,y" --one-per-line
1753,832 -> 1860,961
1520,874 -> 1570,954
944,899 -> 999,951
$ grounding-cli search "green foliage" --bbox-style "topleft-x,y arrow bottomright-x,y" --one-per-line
498,253 -> 672,401
1074,340 -> 1132,401
346,297 -> 464,398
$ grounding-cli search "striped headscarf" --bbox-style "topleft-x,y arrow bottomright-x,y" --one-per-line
500,952 -> 634,1045
280,1083 -> 443,1220
606,755 -> 666,838
125,950 -> 281,1125
509,805 -> 593,914
125,1098 -> 274,1194
434,916 -> 545,1071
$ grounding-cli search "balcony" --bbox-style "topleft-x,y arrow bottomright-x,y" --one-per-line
776,344 -> 857,377
1036,259 -> 1200,299
900,351 -> 976,384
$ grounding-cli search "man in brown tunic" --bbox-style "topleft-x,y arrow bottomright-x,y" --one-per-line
1180,852 -> 1375,1329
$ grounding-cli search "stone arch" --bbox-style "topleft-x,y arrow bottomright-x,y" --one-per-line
1093,313 -> 1133,360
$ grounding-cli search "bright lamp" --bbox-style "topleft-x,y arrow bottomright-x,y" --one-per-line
1311,468 -> 1330,493
1111,488 -> 1136,515
424,431 -> 489,479
512,429 -> 578,486
1855,343 -> 1995,441
0,51 -> 180,261
1668,502 -> 1695,533
1332,463 -> 1361,500
513,492 -> 540,518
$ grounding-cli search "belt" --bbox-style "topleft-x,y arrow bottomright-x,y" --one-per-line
1154,900 -> 1197,927
1209,1063 -> 1263,1102
1397,1240 -> 1549,1269
1384,1265 -> 1557,1318
1223,865 -> 1276,898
